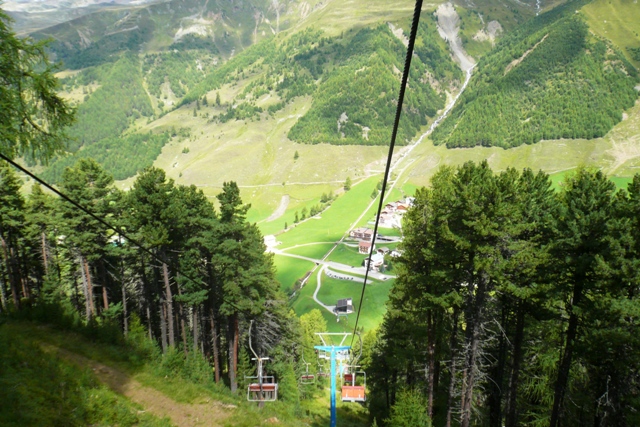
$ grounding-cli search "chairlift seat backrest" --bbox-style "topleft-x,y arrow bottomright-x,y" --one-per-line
341,385 -> 366,402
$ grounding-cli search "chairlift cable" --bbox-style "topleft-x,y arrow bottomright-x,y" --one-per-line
350,0 -> 424,346
0,152 -> 243,312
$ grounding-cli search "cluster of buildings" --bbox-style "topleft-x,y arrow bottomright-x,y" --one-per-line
378,198 -> 413,227
347,197 -> 413,271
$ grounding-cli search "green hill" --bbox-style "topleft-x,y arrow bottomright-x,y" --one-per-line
432,1 -> 639,148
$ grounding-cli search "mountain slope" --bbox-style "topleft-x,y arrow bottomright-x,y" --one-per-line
431,1 -> 639,149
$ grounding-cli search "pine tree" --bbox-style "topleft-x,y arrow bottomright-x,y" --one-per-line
386,389 -> 432,427
0,10 -> 74,162
344,177 -> 352,191
0,163 -> 26,309
213,182 -> 279,393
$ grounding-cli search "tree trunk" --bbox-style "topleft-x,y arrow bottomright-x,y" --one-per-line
17,248 -> 30,300
41,232 -> 49,275
427,310 -> 436,419
550,301 -> 581,427
122,283 -> 128,336
179,302 -> 188,356
229,314 -> 239,392
489,306 -> 508,427
193,306 -> 199,355
162,262 -> 175,347
160,303 -> 168,353
139,253 -> 153,340
0,274 -> 7,311
505,308 -> 526,427
83,257 -> 95,317
121,256 -> 128,336
1,235 -> 20,308
100,260 -> 109,311
210,310 -> 220,383
446,308 -> 460,427
79,256 -> 91,319
461,276 -> 488,427
146,305 -> 153,340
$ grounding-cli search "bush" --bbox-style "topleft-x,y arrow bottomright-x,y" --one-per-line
385,389 -> 432,427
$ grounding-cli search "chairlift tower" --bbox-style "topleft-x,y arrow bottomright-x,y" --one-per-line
314,332 -> 351,427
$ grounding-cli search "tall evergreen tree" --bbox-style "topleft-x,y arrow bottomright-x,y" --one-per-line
0,163 -> 26,309
57,158 -> 117,318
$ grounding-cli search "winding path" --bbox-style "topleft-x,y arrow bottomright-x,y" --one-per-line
40,343 -> 233,427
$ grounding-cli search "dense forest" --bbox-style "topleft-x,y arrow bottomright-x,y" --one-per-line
1,159 -> 314,404
364,162 -> 640,427
287,21 -> 459,146
41,53 -> 160,182
432,4 -> 639,148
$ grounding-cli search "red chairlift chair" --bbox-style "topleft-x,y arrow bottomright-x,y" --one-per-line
245,320 -> 278,402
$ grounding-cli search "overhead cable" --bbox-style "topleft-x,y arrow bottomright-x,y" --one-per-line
351,0 -> 424,345
0,152 -> 227,303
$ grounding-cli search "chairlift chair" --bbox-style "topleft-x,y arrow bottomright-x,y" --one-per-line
245,321 -> 278,402
317,361 -> 329,378
341,367 -> 366,403
340,333 -> 367,403
300,356 -> 315,384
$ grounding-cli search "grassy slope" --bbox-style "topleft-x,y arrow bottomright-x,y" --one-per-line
291,272 -> 393,334
582,0 -> 640,67
394,94 -> 640,192
2,320 -> 364,427
274,254 -> 316,294
0,322 -> 171,427
276,175 -> 380,248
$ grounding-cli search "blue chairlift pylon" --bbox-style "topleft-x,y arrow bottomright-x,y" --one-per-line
314,332 -> 352,427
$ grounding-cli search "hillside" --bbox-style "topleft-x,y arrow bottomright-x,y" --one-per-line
431,1 -> 639,148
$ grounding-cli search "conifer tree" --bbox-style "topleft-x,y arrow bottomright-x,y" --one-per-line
213,182 -> 279,392
57,158 -> 117,318
0,10 -> 74,162
0,163 -> 26,309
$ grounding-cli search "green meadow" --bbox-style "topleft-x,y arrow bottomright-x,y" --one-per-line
316,274 -> 394,334
274,254 -> 315,294
284,243 -> 337,260
277,176 -> 381,248
327,244 -> 367,268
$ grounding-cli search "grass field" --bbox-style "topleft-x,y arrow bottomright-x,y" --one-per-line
549,170 -> 634,192
284,243 -> 337,260
327,244 -> 367,268
277,176 -> 381,248
274,254 -> 316,294
315,274 -> 394,334
582,0 -> 640,67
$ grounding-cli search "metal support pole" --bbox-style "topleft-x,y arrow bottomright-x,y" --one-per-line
315,344 -> 350,427
330,348 -> 337,427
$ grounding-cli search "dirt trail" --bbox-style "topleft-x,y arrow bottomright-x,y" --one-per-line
265,194 -> 290,222
41,344 -> 233,427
